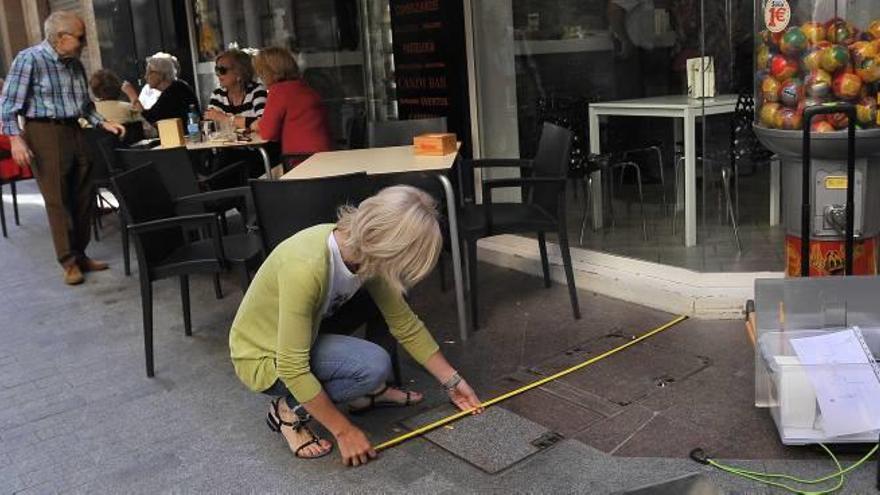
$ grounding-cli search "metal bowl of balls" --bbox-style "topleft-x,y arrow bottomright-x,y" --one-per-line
754,1 -> 880,157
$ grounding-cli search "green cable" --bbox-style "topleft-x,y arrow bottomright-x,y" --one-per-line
694,443 -> 878,495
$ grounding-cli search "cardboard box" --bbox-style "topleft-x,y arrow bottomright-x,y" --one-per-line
157,118 -> 185,148
414,133 -> 456,156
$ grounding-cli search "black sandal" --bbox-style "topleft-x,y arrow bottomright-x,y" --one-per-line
348,385 -> 421,415
266,398 -> 333,459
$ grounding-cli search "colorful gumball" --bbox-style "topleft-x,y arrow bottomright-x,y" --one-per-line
833,72 -> 863,100
760,102 -> 782,128
777,108 -> 803,130
780,79 -> 803,107
856,96 -> 877,126
780,28 -> 808,56
761,76 -> 782,103
802,48 -> 823,71
868,20 -> 880,40
825,19 -> 856,45
811,120 -> 836,133
770,54 -> 799,81
827,111 -> 850,129
856,57 -> 880,83
850,41 -> 878,65
801,22 -> 826,45
819,45 -> 850,73
805,69 -> 833,98
757,44 -> 772,71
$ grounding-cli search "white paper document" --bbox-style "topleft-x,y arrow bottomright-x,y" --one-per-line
789,328 -> 880,437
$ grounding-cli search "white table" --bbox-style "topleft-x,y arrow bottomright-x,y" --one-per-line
185,137 -> 274,178
282,145 -> 469,342
588,94 -> 738,246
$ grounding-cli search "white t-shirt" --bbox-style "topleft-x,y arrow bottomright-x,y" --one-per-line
138,85 -> 161,110
612,0 -> 656,50
320,232 -> 362,318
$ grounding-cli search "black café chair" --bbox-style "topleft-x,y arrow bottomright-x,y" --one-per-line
249,173 -> 403,385
367,117 -> 447,148
460,122 -> 581,329
112,163 -> 226,377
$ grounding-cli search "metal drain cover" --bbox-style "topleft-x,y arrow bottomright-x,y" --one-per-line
400,405 -> 560,473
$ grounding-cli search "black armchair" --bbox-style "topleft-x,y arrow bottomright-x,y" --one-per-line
112,164 -> 226,377
460,122 -> 581,329
366,117 -> 447,148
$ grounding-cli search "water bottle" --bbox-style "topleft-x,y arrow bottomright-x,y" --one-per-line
186,104 -> 201,142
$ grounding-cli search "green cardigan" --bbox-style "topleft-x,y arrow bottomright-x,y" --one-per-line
229,223 -> 439,403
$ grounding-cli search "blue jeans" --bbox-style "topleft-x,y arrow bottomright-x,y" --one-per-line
263,333 -> 392,410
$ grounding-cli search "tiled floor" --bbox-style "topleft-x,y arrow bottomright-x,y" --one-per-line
1,180 -> 876,494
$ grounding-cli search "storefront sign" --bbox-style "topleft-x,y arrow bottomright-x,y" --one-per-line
389,0 -> 470,152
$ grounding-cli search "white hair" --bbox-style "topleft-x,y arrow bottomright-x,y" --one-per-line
146,53 -> 178,82
44,11 -> 82,43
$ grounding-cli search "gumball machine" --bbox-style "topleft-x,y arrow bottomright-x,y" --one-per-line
754,0 -> 880,277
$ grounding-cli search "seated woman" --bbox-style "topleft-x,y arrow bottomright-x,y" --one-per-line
252,47 -> 331,168
89,69 -> 150,142
122,53 -> 199,125
229,186 -> 482,465
204,49 -> 267,130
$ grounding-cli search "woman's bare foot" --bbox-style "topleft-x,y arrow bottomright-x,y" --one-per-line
348,386 -> 423,412
272,400 -> 333,458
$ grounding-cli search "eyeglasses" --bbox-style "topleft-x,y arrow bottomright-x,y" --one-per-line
215,66 -> 230,76
62,32 -> 86,44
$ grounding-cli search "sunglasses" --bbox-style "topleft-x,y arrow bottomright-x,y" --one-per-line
215,66 -> 230,76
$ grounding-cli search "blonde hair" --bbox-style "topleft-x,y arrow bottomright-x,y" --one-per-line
336,185 -> 442,293
216,49 -> 255,84
253,47 -> 299,85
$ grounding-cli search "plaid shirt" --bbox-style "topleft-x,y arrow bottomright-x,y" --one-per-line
0,40 -> 104,136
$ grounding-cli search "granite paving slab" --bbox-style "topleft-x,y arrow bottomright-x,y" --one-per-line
400,405 -> 558,474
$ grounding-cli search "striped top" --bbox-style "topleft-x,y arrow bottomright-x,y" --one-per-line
208,81 -> 267,127
0,40 -> 104,136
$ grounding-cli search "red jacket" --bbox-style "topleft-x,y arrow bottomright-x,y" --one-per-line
0,135 -> 33,181
259,79 -> 331,155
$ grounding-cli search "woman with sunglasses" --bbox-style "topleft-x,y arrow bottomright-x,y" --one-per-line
204,50 -> 267,131
122,52 -> 199,125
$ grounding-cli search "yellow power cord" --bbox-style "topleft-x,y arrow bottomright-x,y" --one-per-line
374,314 -> 689,452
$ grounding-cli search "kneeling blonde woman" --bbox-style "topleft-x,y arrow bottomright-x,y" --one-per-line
230,185 -> 482,466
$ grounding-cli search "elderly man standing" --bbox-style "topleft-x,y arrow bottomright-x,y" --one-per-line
0,11 -> 125,285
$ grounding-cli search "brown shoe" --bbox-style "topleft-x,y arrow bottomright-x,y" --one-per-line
78,257 -> 109,272
63,263 -> 85,285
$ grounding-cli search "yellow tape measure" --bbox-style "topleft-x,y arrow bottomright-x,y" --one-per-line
374,314 -> 689,452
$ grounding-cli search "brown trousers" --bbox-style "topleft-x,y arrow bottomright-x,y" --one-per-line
24,121 -> 93,265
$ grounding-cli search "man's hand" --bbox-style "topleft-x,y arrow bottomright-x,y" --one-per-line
335,425 -> 377,467
100,121 -> 126,138
447,378 -> 484,414
10,135 -> 33,168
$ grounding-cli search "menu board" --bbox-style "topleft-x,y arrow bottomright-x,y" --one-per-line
389,0 -> 470,153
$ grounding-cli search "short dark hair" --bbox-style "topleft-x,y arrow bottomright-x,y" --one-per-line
89,69 -> 122,100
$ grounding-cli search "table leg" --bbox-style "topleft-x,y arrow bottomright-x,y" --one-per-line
437,174 -> 468,342
588,110 -> 603,230
255,146 -> 273,179
684,110 -> 697,247
770,155 -> 780,227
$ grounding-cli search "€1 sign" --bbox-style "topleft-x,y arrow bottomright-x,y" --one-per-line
764,0 -> 791,33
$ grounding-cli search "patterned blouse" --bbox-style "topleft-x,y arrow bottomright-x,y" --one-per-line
208,81 -> 267,127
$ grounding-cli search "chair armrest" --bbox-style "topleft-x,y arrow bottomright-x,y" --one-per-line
201,159 -> 248,183
176,186 -> 255,227
127,213 -> 218,234
467,158 -> 534,170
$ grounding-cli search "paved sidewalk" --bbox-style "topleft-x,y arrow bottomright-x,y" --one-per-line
0,180 -> 876,494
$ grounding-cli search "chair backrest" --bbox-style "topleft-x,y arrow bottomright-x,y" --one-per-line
366,117 -> 447,148
116,147 -> 200,199
531,122 -> 573,215
84,128 -> 124,182
111,163 -> 185,266
249,172 -> 369,253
